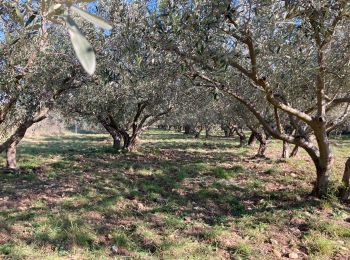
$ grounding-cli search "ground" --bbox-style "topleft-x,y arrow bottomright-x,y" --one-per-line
0,129 -> 349,259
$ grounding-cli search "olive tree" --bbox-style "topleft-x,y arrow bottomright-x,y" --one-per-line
0,0 -> 105,168
60,1 -> 183,152
151,0 -> 350,197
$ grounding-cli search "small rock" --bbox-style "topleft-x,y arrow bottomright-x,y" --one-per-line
288,252 -> 299,259
270,239 -> 278,245
291,173 -> 297,178
345,217 -> 350,223
137,203 -> 145,210
340,246 -> 348,251
273,249 -> 282,257
304,212 -> 312,217
184,216 -> 191,222
111,245 -> 118,254
291,217 -> 306,225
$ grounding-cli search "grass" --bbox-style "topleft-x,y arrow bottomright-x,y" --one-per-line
0,129 -> 349,259
231,241 -> 254,259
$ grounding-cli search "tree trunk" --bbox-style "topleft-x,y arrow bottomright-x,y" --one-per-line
99,120 -> 121,150
205,126 -> 212,138
310,130 -> 334,197
282,141 -> 289,158
184,124 -> 192,134
257,141 -> 267,157
340,157 -> 350,201
126,135 -> 138,152
120,130 -> 139,152
248,132 -> 256,145
122,136 -> 130,150
234,128 -> 247,147
6,142 -> 17,169
255,132 -> 267,157
312,165 -> 332,197
221,124 -> 235,137
290,145 -> 299,157
0,114 -> 44,167
223,128 -> 229,137
112,133 -> 121,150
239,135 -> 246,147
194,128 -> 202,138
228,128 -> 235,137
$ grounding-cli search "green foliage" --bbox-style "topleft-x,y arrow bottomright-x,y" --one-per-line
232,242 -> 253,258
304,232 -> 336,257
0,244 -> 12,255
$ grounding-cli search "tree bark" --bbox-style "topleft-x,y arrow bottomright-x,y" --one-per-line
290,145 -> 299,157
234,128 -> 247,147
282,141 -> 289,158
127,135 -> 139,152
122,133 -> 131,150
112,133 -> 121,150
308,131 -> 334,197
340,157 -> 350,201
6,142 -> 17,169
248,132 -> 256,145
0,112 -> 47,167
221,124 -> 235,137
205,125 -> 212,138
255,132 -> 267,157
194,125 -> 203,138
312,166 -> 332,197
184,124 -> 193,134
99,119 -> 121,150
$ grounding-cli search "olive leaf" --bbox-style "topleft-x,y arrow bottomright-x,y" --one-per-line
25,14 -> 36,27
66,15 -> 96,75
70,6 -> 112,30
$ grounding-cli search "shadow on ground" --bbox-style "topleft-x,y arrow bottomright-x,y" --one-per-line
0,131 -> 349,259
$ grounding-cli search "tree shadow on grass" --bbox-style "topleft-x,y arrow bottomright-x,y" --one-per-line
0,132 -> 347,257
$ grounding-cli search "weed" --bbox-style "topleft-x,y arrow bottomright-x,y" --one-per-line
232,242 -> 253,258
304,232 -> 336,257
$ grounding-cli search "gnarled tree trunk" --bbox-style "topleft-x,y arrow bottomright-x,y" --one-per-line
305,131 -> 334,198
0,111 -> 47,168
6,142 -> 17,169
256,132 -> 267,157
282,141 -> 289,158
205,125 -> 212,138
234,128 -> 247,147
340,157 -> 350,201
100,119 -> 122,150
290,145 -> 299,157
112,133 -> 121,150
248,132 -> 256,145
120,130 -> 139,153
184,124 -> 193,134
194,125 -> 203,138
248,126 -> 267,157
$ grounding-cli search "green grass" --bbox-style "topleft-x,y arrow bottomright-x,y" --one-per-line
231,241 -> 253,259
304,232 -> 336,258
0,130 -> 349,259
